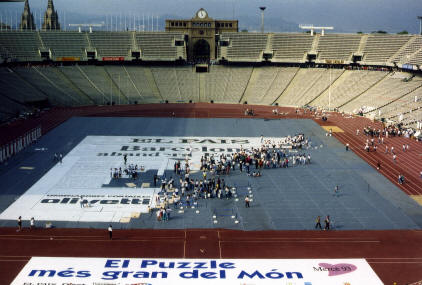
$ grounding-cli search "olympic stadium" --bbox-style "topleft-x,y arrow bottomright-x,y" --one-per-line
0,1 -> 422,284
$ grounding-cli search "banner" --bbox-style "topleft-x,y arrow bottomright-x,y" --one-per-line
102,56 -> 125,61
56,56 -> 81,61
11,257 -> 383,284
325,59 -> 344,64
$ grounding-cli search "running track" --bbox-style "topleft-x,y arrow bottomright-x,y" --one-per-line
0,228 -> 421,284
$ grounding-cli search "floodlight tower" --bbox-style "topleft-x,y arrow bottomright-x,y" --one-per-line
418,16 -> 422,35
259,6 -> 266,33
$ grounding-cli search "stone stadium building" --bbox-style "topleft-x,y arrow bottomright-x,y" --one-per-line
166,8 -> 238,61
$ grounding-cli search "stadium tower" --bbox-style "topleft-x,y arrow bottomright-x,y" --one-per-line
19,0 -> 36,30
42,0 -> 60,30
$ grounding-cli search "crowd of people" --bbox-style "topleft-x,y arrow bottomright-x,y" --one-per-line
110,154 -> 144,180
153,134 -> 313,221
356,123 -> 422,185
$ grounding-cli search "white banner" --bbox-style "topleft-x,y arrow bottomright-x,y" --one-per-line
11,257 -> 383,285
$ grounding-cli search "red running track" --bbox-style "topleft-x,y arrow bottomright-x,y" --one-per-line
0,228 -> 421,284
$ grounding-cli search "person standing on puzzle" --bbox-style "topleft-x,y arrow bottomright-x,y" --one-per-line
245,196 -> 250,208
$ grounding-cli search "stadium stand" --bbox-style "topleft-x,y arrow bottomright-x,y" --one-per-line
35,65 -> 93,105
103,65 -> 140,103
136,32 -> 184,61
376,85 -> 422,122
174,66 -> 199,102
40,31 -> 88,59
265,67 -> 300,105
390,35 -> 422,67
2,63 -> 421,127
0,92 -> 28,121
399,107 -> 422,129
151,66 -> 183,102
124,65 -> 162,103
300,68 -> 345,106
221,33 -> 268,62
78,65 -> 116,104
311,70 -> 388,109
221,66 -> 253,103
241,66 -> 280,104
0,31 -> 185,62
0,31 -> 41,61
362,34 -> 413,65
408,49 -> 422,66
1,31 -> 422,66
151,66 -> 201,103
276,68 -> 342,107
9,66 -> 74,106
204,65 -> 252,103
203,65 -> 230,103
60,65 -> 107,105
316,34 -> 361,62
88,32 -> 132,58
271,33 -> 314,62
341,72 -> 422,114
0,67 -> 46,103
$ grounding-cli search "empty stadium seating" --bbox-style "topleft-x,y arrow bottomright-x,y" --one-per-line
271,33 -> 314,62
377,86 -> 422,122
262,67 -> 299,104
203,65 -> 230,102
136,32 -> 183,61
312,70 -> 388,109
317,34 -> 361,62
0,31 -> 185,62
341,73 -> 422,114
1,31 -> 422,67
389,35 -> 422,67
124,66 -> 162,103
60,65 -> 107,105
151,67 -> 182,102
241,67 -> 280,104
276,68 -> 343,106
221,33 -> 268,62
89,32 -> 132,58
40,31 -> 88,59
0,31 -> 41,61
10,66 -> 75,106
0,67 -> 46,103
1,63 -> 421,128
362,34 -> 413,64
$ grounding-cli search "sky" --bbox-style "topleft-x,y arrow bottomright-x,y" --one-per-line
1,0 -> 421,33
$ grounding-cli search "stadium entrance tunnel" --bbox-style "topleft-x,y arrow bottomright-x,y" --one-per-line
193,39 -> 210,62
